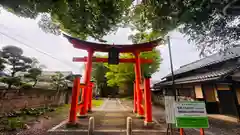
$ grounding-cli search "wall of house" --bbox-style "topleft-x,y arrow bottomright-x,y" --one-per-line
216,84 -> 230,90
214,86 -> 219,101
202,84 -> 220,114
177,84 -> 195,101
0,89 -> 71,114
151,91 -> 165,107
236,88 -> 240,105
203,84 -> 217,102
215,84 -> 240,117
194,84 -> 203,99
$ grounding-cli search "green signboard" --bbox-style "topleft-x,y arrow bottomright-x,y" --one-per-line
174,101 -> 209,128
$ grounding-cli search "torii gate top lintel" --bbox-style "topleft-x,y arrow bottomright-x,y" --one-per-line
63,33 -> 162,53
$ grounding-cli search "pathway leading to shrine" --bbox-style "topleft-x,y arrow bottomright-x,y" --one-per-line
91,98 -> 165,135
94,98 -> 129,131
48,98 -> 166,135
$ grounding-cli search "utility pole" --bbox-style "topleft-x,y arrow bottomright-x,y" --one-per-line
165,36 -> 177,135
167,36 -> 176,101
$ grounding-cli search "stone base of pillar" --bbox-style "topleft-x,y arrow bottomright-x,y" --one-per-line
77,113 -> 88,118
66,122 -> 79,128
136,114 -> 144,119
88,110 -> 92,113
144,121 -> 154,127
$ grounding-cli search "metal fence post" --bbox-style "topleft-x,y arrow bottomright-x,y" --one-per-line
126,117 -> 132,135
88,117 -> 95,135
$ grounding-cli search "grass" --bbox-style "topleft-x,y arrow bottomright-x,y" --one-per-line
55,104 -> 70,113
121,96 -> 133,100
0,115 -> 37,131
47,104 -> 70,117
92,99 -> 104,107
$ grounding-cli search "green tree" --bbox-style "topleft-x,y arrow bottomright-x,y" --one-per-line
130,0 -> 240,56
92,62 -> 108,96
50,72 -> 68,92
104,53 -> 135,87
0,0 -> 132,40
105,50 -> 161,87
0,51 -> 6,71
1,46 -> 32,90
104,31 -> 161,95
24,68 -> 42,87
24,58 -> 46,87
50,72 -> 68,103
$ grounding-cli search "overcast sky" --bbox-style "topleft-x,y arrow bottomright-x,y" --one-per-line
0,8 -> 200,81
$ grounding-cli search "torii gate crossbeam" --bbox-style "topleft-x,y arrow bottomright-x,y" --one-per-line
73,57 -> 153,63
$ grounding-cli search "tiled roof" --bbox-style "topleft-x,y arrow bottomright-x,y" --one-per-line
164,47 -> 240,78
41,71 -> 72,76
38,71 -> 72,80
153,64 -> 240,88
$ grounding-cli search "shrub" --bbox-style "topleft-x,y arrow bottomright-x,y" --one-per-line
20,83 -> 32,90
5,118 -> 24,131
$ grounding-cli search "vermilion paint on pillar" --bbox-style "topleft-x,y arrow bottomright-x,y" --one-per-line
134,52 -> 144,116
69,75 -> 81,124
144,77 -> 152,123
85,84 -> 90,112
200,128 -> 205,135
88,82 -> 94,112
80,49 -> 94,116
180,128 -> 184,135
133,82 -> 137,113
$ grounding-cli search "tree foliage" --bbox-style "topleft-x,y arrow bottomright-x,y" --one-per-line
0,57 -> 6,71
105,49 -> 161,88
130,0 -> 240,56
90,54 -> 111,97
24,68 -> 42,87
50,72 -> 68,92
103,30 -> 161,95
104,54 -> 134,87
0,0 -> 132,40
92,62 -> 107,86
1,45 -> 32,89
24,58 -> 46,87
1,1 -> 239,56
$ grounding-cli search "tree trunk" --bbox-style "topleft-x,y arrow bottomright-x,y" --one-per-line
55,85 -> 60,105
0,90 -> 7,99
33,80 -> 37,87
7,83 -> 12,90
1,83 -> 12,99
8,70 -> 15,90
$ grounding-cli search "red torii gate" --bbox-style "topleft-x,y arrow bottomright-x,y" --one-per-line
63,33 -> 162,126
73,56 -> 153,63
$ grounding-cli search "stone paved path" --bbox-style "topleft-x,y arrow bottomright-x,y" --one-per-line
93,98 -> 165,134
94,98 -> 129,130
49,98 -> 166,135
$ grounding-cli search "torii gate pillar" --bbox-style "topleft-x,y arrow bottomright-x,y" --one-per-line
134,51 -> 144,117
79,49 -> 94,116
68,75 -> 81,124
88,81 -> 94,112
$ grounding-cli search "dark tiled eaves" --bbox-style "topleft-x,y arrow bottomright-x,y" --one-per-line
164,47 -> 240,79
153,65 -> 240,89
